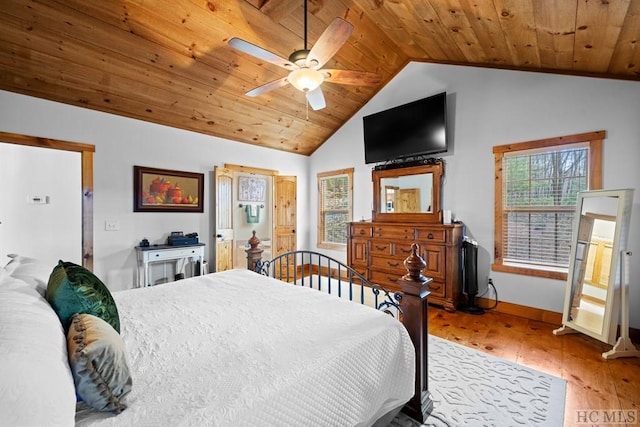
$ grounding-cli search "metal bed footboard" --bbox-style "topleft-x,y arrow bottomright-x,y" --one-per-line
253,245 -> 434,422
255,250 -> 402,317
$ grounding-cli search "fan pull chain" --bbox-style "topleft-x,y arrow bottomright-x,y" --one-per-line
306,96 -> 310,121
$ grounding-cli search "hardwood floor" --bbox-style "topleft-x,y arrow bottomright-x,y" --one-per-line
427,306 -> 640,427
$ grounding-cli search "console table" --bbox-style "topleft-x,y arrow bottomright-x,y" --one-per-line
136,244 -> 205,287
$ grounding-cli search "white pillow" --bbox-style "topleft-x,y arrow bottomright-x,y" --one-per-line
0,274 -> 76,427
3,254 -> 53,295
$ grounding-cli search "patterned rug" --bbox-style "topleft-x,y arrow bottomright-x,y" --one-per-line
391,335 -> 567,427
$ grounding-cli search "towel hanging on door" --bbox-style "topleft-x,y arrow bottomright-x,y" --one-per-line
245,204 -> 260,223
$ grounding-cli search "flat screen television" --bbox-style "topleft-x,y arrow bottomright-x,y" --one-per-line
363,92 -> 447,164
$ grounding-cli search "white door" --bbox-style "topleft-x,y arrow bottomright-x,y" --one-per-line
214,166 -> 234,271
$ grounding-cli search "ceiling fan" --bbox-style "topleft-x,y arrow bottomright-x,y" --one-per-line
228,0 -> 381,111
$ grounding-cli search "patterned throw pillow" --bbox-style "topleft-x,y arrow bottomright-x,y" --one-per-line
46,260 -> 120,333
67,313 -> 132,413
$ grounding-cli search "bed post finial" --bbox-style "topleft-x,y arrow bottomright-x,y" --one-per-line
246,231 -> 264,271
398,243 -> 433,422
248,230 -> 260,249
403,243 -> 427,281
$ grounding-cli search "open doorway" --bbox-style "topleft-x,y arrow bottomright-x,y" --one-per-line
214,164 -> 296,272
0,132 -> 94,269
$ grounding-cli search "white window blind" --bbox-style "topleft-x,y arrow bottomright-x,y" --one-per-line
502,143 -> 589,268
319,172 -> 352,246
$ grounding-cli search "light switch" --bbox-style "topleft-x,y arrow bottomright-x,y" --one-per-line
105,220 -> 120,231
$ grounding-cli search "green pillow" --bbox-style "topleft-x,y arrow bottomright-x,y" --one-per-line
67,313 -> 132,413
46,261 -> 120,333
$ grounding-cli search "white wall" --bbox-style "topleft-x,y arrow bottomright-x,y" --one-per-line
0,144 -> 81,266
310,62 -> 640,328
0,90 -> 309,291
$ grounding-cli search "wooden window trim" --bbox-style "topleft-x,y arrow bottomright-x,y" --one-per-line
317,168 -> 354,250
492,131 -> 604,280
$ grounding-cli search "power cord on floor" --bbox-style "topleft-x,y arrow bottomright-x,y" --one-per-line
478,278 -> 499,310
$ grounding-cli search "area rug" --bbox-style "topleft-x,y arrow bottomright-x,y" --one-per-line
391,335 -> 567,427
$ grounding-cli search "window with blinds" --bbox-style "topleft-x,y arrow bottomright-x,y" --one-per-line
493,131 -> 604,280
317,168 -> 353,249
503,145 -> 587,267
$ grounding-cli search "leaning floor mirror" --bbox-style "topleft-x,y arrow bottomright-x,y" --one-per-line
554,188 -> 639,359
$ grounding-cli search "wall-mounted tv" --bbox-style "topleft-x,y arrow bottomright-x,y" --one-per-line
363,92 -> 447,165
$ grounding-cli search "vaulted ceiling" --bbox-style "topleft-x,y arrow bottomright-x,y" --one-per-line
1,0 -> 639,155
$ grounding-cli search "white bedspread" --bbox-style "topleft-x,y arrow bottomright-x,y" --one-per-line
75,269 -> 415,426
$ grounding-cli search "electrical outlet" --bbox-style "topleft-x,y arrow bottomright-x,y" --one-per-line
105,220 -> 120,231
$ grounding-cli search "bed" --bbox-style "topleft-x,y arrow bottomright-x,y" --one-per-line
0,247 -> 432,426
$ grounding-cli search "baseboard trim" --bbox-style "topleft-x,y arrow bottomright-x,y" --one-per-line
475,297 -> 563,325
475,297 -> 640,342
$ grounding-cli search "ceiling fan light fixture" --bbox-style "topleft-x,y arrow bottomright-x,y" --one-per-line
288,67 -> 324,92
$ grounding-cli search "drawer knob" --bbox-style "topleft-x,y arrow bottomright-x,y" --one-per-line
376,245 -> 387,251
387,276 -> 397,281
359,230 -> 365,235
427,233 -> 434,239
387,262 -> 399,267
400,248 -> 411,253
429,283 -> 441,290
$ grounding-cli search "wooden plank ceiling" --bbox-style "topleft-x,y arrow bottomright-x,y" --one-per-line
0,0 -> 638,155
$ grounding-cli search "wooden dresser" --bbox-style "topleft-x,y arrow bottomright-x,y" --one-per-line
348,221 -> 463,311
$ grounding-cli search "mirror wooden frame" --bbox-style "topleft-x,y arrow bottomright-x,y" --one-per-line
372,162 -> 443,223
555,188 -> 634,347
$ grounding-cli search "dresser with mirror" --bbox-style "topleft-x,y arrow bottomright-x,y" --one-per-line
347,161 -> 464,311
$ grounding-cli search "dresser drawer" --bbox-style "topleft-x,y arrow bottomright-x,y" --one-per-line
415,228 -> 446,243
368,269 -> 402,292
370,269 -> 444,297
370,240 -> 392,255
371,254 -> 404,272
426,280 -> 445,297
140,246 -> 203,263
394,241 -> 417,258
373,225 -> 415,240
351,223 -> 372,238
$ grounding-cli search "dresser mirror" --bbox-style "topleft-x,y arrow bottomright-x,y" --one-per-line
372,162 -> 443,223
554,189 -> 634,346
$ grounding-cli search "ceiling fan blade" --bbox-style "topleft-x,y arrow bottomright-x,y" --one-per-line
306,18 -> 354,69
322,69 -> 382,86
246,77 -> 290,97
306,87 -> 326,110
228,37 -> 297,70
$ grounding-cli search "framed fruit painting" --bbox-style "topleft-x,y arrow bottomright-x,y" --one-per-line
134,166 -> 204,212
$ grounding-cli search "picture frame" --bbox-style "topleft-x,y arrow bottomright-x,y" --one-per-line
134,166 -> 204,212
238,176 -> 266,202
